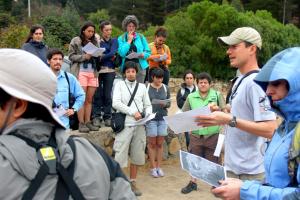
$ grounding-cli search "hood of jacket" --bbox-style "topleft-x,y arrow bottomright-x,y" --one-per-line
254,47 -> 300,122
0,118 -> 72,180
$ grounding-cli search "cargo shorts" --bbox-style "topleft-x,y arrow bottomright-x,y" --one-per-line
113,125 -> 146,168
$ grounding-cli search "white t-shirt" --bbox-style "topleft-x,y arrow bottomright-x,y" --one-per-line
225,73 -> 276,175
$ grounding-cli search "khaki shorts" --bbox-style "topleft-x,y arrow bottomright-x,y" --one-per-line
226,171 -> 265,181
113,125 -> 146,168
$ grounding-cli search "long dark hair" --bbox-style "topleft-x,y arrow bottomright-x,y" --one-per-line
25,24 -> 45,43
79,21 -> 97,46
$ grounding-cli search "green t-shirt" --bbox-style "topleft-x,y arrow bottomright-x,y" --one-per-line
187,89 -> 223,135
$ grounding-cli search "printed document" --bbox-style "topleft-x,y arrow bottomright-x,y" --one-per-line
127,113 -> 156,126
82,42 -> 105,57
163,106 -> 211,134
53,105 -> 66,117
180,150 -> 226,187
126,52 -> 142,59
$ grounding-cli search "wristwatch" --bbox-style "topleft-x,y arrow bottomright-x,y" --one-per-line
228,116 -> 237,127
72,108 -> 77,113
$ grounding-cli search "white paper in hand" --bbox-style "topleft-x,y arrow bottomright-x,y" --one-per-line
126,113 -> 156,126
82,42 -> 105,57
126,52 -> 141,59
163,106 -> 211,134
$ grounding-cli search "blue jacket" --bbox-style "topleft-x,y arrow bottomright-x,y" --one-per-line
53,70 -> 85,128
118,32 -> 151,71
21,40 -> 48,65
100,38 -> 118,68
240,47 -> 300,199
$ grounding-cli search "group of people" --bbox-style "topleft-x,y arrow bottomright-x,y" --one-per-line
0,13 -> 298,200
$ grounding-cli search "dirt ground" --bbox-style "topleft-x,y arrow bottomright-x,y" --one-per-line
132,159 -> 218,200
121,94 -> 218,200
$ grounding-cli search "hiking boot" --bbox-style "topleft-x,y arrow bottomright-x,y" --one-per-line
150,168 -> 159,178
130,181 -> 142,196
78,123 -> 89,133
156,168 -> 165,177
104,119 -> 111,127
92,117 -> 102,128
86,121 -> 99,131
181,181 -> 197,194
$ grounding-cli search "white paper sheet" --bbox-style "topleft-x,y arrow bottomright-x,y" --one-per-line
126,113 -> 156,126
53,105 -> 66,117
163,106 -> 211,134
82,42 -> 105,57
180,150 -> 226,187
213,133 -> 225,157
126,52 -> 142,59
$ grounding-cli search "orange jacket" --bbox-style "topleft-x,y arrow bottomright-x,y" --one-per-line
147,42 -> 171,69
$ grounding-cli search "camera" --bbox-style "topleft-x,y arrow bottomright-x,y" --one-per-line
141,111 -> 146,118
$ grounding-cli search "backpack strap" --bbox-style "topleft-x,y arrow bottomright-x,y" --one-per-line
54,136 -> 80,200
288,122 -> 300,186
70,135 -> 128,182
64,71 -> 73,109
8,131 -> 86,200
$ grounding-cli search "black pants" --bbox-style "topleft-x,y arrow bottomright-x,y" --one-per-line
92,72 -> 115,120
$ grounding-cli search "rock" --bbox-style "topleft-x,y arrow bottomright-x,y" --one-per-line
168,137 -> 181,155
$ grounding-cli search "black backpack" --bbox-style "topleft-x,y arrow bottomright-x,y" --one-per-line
9,130 -> 127,200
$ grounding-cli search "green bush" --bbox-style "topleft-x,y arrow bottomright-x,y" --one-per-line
164,1 -> 300,79
41,16 -> 76,48
0,13 -> 15,29
0,24 -> 28,48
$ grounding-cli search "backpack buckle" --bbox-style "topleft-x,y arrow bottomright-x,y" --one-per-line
37,146 -> 60,174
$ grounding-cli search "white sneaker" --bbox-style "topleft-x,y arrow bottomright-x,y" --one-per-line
156,168 -> 164,177
150,168 -> 159,178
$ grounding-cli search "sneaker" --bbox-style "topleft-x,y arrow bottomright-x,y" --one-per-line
150,168 -> 159,178
86,121 -> 99,131
104,119 -> 111,127
156,168 -> 164,177
130,181 -> 142,196
92,117 -> 102,128
181,181 -> 197,194
78,123 -> 89,133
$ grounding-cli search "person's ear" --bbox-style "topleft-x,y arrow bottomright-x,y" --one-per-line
249,45 -> 257,55
47,59 -> 50,64
12,99 -> 28,119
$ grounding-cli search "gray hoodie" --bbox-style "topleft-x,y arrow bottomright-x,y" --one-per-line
0,119 -> 136,200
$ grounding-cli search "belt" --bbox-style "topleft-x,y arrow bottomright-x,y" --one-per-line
99,66 -> 115,73
191,133 -> 217,139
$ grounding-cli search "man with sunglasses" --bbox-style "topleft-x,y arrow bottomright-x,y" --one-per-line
195,27 -> 277,181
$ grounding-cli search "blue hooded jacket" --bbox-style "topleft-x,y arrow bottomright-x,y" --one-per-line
118,32 -> 151,72
240,47 -> 300,199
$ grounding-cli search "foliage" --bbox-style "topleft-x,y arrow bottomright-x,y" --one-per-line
0,24 -> 29,48
230,0 -> 244,12
41,16 -> 76,48
0,13 -> 15,29
87,9 -> 110,32
61,2 -> 82,34
72,0 -> 111,16
164,0 -> 300,79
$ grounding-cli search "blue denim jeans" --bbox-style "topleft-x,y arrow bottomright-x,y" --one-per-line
92,72 -> 115,120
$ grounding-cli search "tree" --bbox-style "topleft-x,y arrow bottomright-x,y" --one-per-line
0,0 -> 13,12
231,0 -> 244,12
41,16 -> 76,49
162,0 -> 300,79
0,24 -> 28,48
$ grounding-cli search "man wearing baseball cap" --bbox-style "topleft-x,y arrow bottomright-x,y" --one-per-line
195,27 -> 277,181
0,49 -> 135,199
